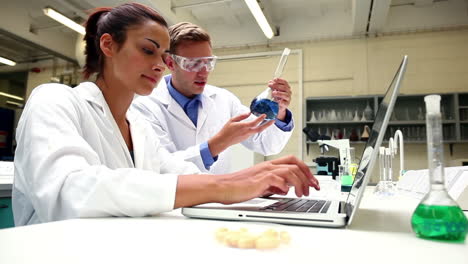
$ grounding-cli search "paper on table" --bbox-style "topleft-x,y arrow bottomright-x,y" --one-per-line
397,166 -> 468,200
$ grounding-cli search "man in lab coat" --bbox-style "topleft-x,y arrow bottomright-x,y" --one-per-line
132,22 -> 294,174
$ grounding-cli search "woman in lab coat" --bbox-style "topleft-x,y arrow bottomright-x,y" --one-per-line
12,3 -> 319,226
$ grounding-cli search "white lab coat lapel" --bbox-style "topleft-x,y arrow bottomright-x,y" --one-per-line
156,79 -> 196,130
197,90 -> 215,135
77,83 -> 134,168
127,111 -> 146,168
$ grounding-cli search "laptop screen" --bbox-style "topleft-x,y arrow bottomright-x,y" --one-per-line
344,56 -> 408,225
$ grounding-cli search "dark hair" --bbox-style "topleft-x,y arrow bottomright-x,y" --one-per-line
83,3 -> 168,79
168,22 -> 211,54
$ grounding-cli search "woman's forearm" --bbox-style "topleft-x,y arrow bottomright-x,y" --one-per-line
174,174 -> 223,208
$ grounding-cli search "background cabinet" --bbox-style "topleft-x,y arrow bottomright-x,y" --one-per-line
305,93 -> 468,146
459,93 -> 468,141
305,96 -> 377,144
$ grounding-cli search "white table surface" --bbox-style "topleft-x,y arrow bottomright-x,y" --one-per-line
0,188 -> 467,264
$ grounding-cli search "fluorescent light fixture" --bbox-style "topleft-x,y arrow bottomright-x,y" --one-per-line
244,0 -> 274,39
0,92 -> 24,101
6,101 -> 24,108
43,7 -> 85,35
0,56 -> 16,66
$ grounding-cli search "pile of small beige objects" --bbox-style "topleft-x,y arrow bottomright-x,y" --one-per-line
215,227 -> 291,250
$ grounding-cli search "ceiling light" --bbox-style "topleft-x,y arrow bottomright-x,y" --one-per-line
6,101 -> 24,108
244,0 -> 274,39
43,7 -> 85,35
0,92 -> 24,101
0,56 -> 16,66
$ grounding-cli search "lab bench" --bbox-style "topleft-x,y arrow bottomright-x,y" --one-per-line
0,187 -> 467,264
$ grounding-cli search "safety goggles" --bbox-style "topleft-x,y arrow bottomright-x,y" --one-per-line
170,54 -> 217,72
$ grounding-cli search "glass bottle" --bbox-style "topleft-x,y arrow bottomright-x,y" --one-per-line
411,95 -> 468,242
250,48 -> 290,120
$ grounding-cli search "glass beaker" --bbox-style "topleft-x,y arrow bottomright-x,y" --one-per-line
348,147 -> 358,179
340,162 -> 353,192
411,95 -> 468,242
250,48 -> 290,120
374,147 -> 396,197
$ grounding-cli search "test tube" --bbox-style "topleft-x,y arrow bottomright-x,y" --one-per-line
379,147 -> 386,183
385,148 -> 393,182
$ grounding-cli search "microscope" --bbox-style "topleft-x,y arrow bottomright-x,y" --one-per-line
314,139 -> 351,179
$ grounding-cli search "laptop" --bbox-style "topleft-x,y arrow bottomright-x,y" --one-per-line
182,55 -> 408,227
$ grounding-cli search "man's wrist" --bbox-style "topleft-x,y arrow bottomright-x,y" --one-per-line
207,135 -> 227,157
277,109 -> 287,121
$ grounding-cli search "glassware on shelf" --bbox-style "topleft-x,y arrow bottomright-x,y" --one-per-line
309,111 -> 317,122
352,109 -> 360,122
411,95 -> 468,242
336,111 -> 342,121
349,128 -> 359,141
319,110 -> 326,121
360,111 -> 367,121
360,125 -> 370,141
363,101 -> 373,120
460,109 -> 468,121
403,107 -> 410,121
329,109 -> 337,121
417,107 -> 424,120
250,48 -> 290,120
334,129 -> 343,140
441,105 -> 446,120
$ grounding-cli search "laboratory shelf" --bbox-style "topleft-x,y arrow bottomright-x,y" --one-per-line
306,121 -> 374,125
304,93 -> 468,149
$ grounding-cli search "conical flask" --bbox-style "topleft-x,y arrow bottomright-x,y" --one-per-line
411,95 -> 468,242
250,48 -> 290,120
360,125 -> 370,141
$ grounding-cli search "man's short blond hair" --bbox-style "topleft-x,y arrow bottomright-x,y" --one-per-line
168,22 -> 211,54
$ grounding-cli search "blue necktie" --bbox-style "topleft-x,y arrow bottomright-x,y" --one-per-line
184,99 -> 199,126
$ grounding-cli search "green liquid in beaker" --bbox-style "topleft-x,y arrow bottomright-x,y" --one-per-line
411,204 -> 468,242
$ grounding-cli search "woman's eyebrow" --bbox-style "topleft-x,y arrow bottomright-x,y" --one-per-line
145,38 -> 160,48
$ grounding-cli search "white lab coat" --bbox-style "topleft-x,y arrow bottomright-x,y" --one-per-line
131,75 -> 294,174
12,82 -> 200,226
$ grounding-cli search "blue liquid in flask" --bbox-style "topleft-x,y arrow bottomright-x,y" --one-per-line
250,98 -> 279,121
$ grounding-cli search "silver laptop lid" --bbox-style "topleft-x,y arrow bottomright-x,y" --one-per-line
345,55 -> 408,225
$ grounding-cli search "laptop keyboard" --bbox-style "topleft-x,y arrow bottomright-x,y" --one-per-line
262,198 -> 331,213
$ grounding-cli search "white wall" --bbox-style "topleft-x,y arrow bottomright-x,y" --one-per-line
209,29 -> 468,183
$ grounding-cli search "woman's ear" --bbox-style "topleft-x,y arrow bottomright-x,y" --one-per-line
99,33 -> 114,57
165,55 -> 175,71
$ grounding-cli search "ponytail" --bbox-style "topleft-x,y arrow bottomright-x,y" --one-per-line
83,8 -> 111,79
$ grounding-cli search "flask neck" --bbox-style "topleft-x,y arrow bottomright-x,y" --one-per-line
421,185 -> 457,206
426,112 -> 445,185
256,87 -> 273,100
